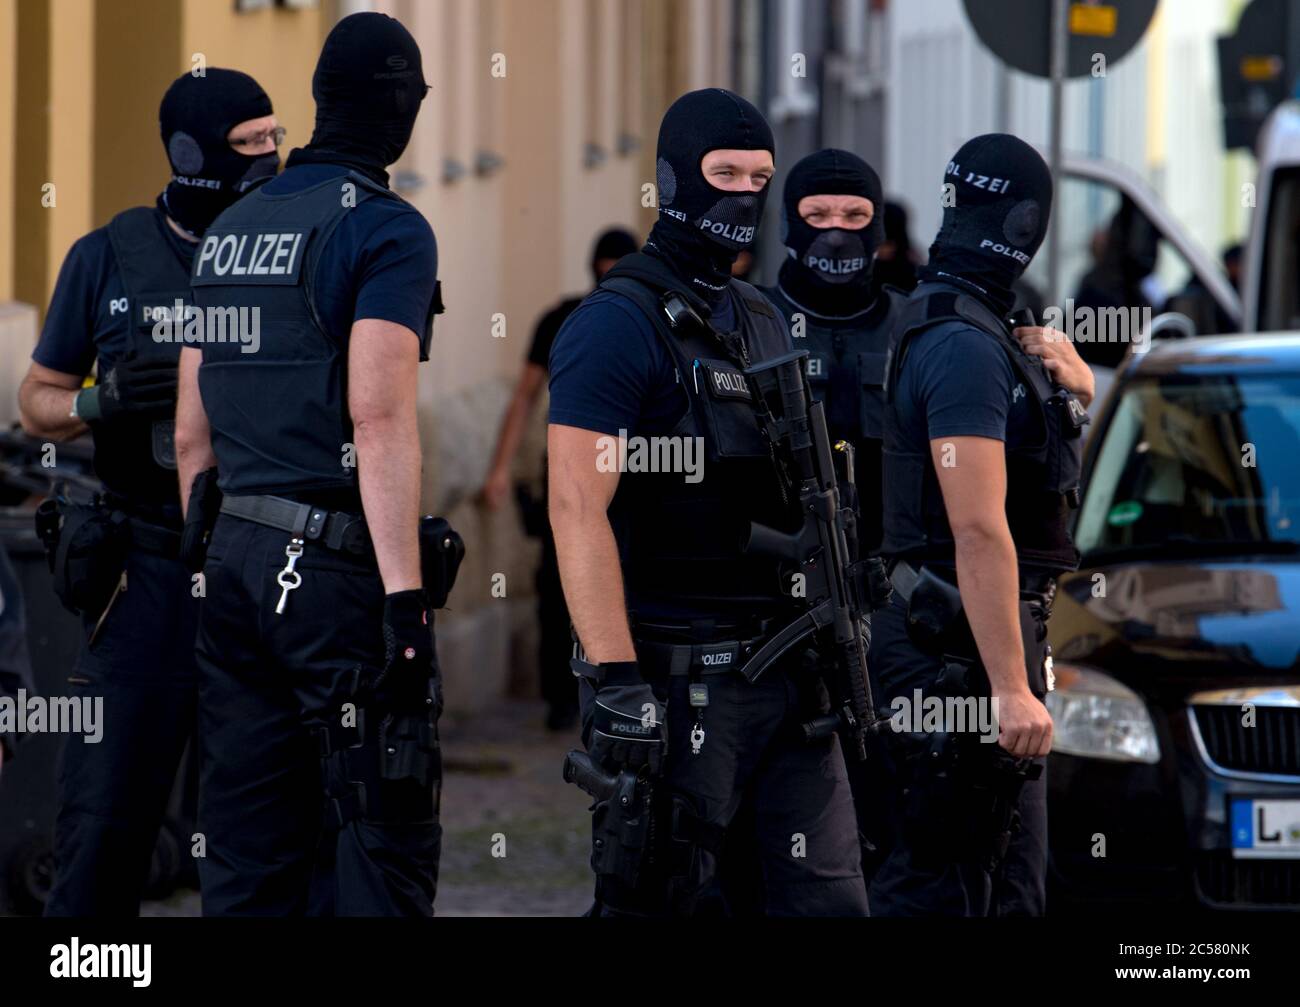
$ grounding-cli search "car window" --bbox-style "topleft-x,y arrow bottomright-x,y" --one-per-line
1075,373 -> 1300,557
1258,166 -> 1300,332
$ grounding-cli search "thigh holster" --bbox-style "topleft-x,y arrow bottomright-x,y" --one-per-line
317,707 -> 441,828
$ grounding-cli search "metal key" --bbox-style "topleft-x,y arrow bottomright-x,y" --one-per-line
275,538 -> 304,615
690,722 -> 706,755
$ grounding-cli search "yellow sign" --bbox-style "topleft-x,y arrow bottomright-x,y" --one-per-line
1241,55 -> 1283,82
1070,3 -> 1118,38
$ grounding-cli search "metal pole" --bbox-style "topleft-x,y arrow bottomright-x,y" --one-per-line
1047,0 -> 1069,308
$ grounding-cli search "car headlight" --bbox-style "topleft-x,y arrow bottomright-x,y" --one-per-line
1045,663 -> 1160,763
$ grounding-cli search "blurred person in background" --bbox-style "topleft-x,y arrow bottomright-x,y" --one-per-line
17,68 -> 280,916
1073,196 -> 1162,368
871,199 -> 922,297
480,226 -> 638,731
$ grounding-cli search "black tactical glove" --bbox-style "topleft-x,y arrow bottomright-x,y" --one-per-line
372,589 -> 441,716
585,662 -> 666,777
75,357 -> 178,422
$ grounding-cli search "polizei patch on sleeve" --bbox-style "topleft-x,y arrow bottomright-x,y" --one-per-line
703,362 -> 753,402
191,226 -> 314,286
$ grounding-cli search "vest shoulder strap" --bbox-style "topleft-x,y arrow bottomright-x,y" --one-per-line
107,207 -> 192,305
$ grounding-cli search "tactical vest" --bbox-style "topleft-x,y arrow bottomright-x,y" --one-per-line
102,207 -> 195,505
761,283 -> 906,552
191,170 -> 437,498
598,254 -> 799,619
881,283 -> 1087,574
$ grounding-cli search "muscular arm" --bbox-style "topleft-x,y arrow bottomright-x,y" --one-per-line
547,423 -> 636,662
18,363 -> 86,441
932,435 -> 1052,757
481,362 -> 547,509
350,318 -> 423,594
175,347 -> 216,516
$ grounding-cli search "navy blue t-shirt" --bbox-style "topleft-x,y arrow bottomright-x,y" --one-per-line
548,289 -> 737,437
32,207 -> 196,378
257,162 -> 438,347
891,317 -> 1036,450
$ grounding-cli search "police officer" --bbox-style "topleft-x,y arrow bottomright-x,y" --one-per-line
548,89 -> 868,917
871,134 -> 1095,916
18,69 -> 279,916
174,13 -> 443,917
761,148 -> 903,552
480,227 -> 639,732
758,149 -> 903,881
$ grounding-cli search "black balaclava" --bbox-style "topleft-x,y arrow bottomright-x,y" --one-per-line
157,69 -> 277,238
647,89 -> 775,303
922,133 -> 1052,315
590,227 -> 639,284
287,12 -> 427,187
777,148 -> 884,317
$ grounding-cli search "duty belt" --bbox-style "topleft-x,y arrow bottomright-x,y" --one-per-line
889,560 -> 1056,608
635,635 -> 770,680
220,494 -> 372,555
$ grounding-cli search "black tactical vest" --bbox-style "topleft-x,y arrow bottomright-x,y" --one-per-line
597,254 -> 799,621
101,207 -> 195,507
881,282 -> 1087,574
191,170 -> 435,499
761,283 -> 906,552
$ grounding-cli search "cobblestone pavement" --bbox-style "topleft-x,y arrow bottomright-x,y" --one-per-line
140,699 -> 592,918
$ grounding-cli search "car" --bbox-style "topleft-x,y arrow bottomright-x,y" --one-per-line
1046,333 -> 1300,912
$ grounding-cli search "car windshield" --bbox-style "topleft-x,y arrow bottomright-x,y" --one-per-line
1075,373 -> 1300,558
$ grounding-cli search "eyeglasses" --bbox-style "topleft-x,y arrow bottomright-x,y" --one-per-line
229,126 -> 287,151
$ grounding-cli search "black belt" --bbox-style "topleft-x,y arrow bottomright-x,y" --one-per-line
889,561 -> 1055,607
635,635 -> 769,678
220,495 -> 371,555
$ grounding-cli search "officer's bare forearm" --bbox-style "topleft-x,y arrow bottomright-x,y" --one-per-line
349,319 -> 424,594
355,415 -> 422,593
953,524 -> 1028,696
548,423 -> 636,663
18,366 -> 86,441
550,506 -> 636,663
175,347 -> 216,516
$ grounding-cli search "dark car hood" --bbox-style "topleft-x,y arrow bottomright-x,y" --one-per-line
1053,558 -> 1300,676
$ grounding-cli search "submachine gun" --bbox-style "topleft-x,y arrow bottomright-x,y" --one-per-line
740,349 -> 891,761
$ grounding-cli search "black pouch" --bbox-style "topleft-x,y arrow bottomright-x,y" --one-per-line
43,500 -> 130,618
420,516 -> 465,609
180,467 -> 223,573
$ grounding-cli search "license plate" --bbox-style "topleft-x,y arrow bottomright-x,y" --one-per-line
1231,799 -> 1300,859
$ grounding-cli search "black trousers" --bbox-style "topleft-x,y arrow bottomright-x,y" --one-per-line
194,515 -> 440,917
582,651 -> 869,917
867,591 -> 1049,916
45,546 -> 197,917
